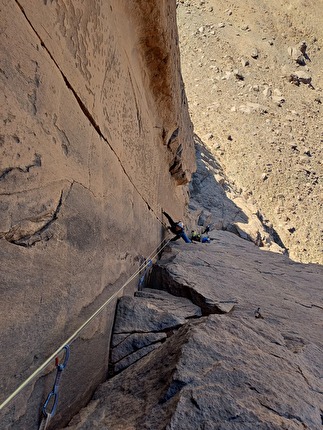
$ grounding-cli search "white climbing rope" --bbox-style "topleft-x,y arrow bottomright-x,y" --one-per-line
0,237 -> 171,412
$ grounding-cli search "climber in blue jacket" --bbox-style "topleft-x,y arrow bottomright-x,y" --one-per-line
162,211 -> 191,243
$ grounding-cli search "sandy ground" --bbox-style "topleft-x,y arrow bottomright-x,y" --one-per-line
177,0 -> 323,264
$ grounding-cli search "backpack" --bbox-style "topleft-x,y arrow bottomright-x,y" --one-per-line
191,231 -> 201,242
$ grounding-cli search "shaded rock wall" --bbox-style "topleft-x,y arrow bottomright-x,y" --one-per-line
188,137 -> 286,254
0,0 -> 195,428
60,233 -> 323,430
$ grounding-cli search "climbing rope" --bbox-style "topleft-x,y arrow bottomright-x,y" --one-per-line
0,237 -> 171,415
38,413 -> 51,430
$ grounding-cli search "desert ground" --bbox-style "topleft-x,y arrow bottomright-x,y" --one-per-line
177,0 -> 323,264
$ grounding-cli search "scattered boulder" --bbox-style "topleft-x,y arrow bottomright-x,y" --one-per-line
289,71 -> 313,87
272,88 -> 285,105
238,102 -> 267,114
202,132 -> 214,141
250,47 -> 259,59
288,41 -> 309,65
263,86 -> 272,98
234,69 -> 244,80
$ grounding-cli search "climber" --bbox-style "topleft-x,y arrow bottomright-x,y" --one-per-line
162,211 -> 191,243
191,225 -> 211,243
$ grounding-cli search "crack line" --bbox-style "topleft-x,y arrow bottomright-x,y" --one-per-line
6,190 -> 64,248
68,179 -> 97,199
14,0 -> 165,227
0,179 -> 71,196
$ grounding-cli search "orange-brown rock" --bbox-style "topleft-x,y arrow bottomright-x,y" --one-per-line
0,1 -> 195,428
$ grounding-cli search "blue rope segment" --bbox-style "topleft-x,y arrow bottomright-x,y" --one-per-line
41,345 -> 70,418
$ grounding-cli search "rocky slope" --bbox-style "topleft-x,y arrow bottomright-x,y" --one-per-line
177,0 -> 323,264
188,136 -> 286,254
60,232 -> 323,430
0,1 -> 195,428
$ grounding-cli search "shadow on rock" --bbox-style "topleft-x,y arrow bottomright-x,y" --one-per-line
190,134 -> 287,253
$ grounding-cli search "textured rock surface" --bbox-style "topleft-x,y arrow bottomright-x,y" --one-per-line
60,232 -> 323,429
150,232 -> 323,343
0,1 -> 195,428
112,295 -> 187,334
109,291 -> 201,374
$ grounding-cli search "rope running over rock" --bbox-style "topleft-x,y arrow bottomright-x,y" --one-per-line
0,237 -> 171,415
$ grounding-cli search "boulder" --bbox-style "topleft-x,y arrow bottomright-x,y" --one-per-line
272,89 -> 285,105
250,48 -> 259,59
288,41 -> 308,65
109,291 -> 202,374
112,296 -> 187,334
239,102 -> 266,114
289,71 -> 313,87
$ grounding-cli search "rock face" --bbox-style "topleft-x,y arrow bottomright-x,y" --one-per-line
0,1 -> 195,428
109,290 -> 201,374
60,232 -> 323,429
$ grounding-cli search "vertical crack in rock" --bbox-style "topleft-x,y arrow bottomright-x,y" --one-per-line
128,71 -> 142,135
190,395 -> 201,410
296,366 -> 317,392
167,128 -> 188,184
166,127 -> 179,149
87,141 -> 94,192
53,114 -> 71,156
14,0 -> 162,224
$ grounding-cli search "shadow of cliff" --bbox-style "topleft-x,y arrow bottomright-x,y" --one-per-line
189,134 -> 287,252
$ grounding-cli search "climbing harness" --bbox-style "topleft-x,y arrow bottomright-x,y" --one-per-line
0,237 -> 171,422
38,346 -> 70,430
